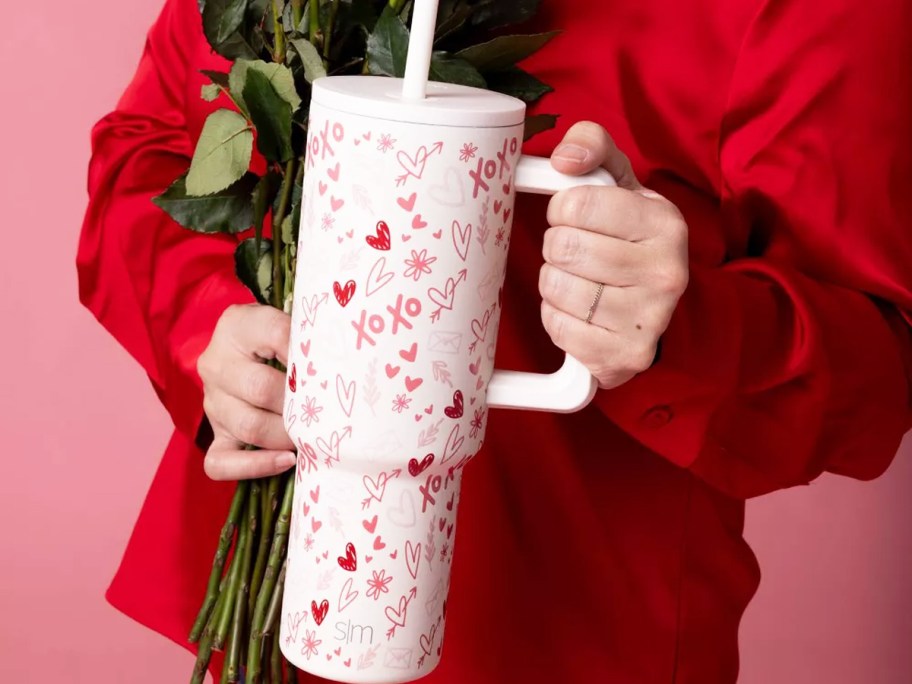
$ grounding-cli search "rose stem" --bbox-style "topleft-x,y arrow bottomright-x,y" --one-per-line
189,481 -> 249,642
247,472 -> 295,681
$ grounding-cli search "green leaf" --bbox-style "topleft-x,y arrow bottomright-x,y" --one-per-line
471,0 -> 542,29
202,0 -> 246,46
243,69 -> 294,162
456,32 -> 559,73
186,109 -> 253,196
235,238 -> 273,304
201,0 -> 264,60
201,83 -> 222,102
286,180 -> 303,246
252,170 -> 281,248
229,59 -> 303,116
524,113 -> 558,141
201,70 -> 230,89
366,6 -> 409,77
153,172 -> 258,234
434,4 -> 473,43
485,67 -> 552,103
428,52 -> 486,88
281,215 -> 295,246
289,38 -> 328,83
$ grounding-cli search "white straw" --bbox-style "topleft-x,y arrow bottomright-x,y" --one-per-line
402,0 -> 440,101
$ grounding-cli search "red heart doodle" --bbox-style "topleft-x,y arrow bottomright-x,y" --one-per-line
399,343 -> 418,363
494,199 -> 503,215
405,376 -> 423,392
288,364 -> 297,392
446,494 -> 455,511
414,414 -> 422,422
503,182 -> 511,195
439,518 -> 445,531
444,390 -> 464,419
447,524 -> 454,539
469,357 -> 481,375
408,453 -> 434,477
424,405 -> 433,415
333,280 -> 356,307
363,515 -> 378,534
433,230 -> 442,239
397,193 -> 417,212
337,542 -> 357,572
311,599 -> 329,626
366,221 -> 391,251
412,214 -> 428,229
504,208 -> 512,223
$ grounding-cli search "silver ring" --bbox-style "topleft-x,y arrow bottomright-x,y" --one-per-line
585,282 -> 605,324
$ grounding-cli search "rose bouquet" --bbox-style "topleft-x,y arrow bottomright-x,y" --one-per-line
152,1 -> 558,681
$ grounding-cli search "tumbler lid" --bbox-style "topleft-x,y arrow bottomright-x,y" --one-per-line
311,76 -> 526,128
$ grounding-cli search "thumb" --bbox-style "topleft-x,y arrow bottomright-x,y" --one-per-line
551,121 -> 642,191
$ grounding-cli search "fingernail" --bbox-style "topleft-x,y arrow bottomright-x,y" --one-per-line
553,144 -> 589,163
275,452 -> 296,469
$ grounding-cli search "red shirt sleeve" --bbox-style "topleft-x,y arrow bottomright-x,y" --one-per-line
77,0 -> 254,440
596,0 -> 912,498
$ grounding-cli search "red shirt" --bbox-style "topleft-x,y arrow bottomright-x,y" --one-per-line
78,0 -> 912,681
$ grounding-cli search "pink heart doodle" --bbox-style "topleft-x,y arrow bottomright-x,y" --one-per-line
385,596 -> 408,628
451,220 -> 472,262
330,196 -> 344,212
397,193 -> 417,212
428,278 -> 457,312
420,622 -> 438,656
397,147 -> 428,181
399,343 -> 418,363
366,257 -> 395,297
405,540 -> 421,580
442,424 -> 464,464
363,473 -> 388,503
388,489 -> 417,527
336,375 -> 356,417
328,163 -> 341,182
411,214 -> 428,229
429,167 -> 465,207
404,376 -> 424,393
471,308 -> 493,342
385,364 -> 401,379
285,611 -> 306,645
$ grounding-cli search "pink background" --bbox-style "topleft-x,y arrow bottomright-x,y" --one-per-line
1,0 -> 909,681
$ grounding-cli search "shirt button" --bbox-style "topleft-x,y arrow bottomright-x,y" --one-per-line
641,405 -> 673,429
